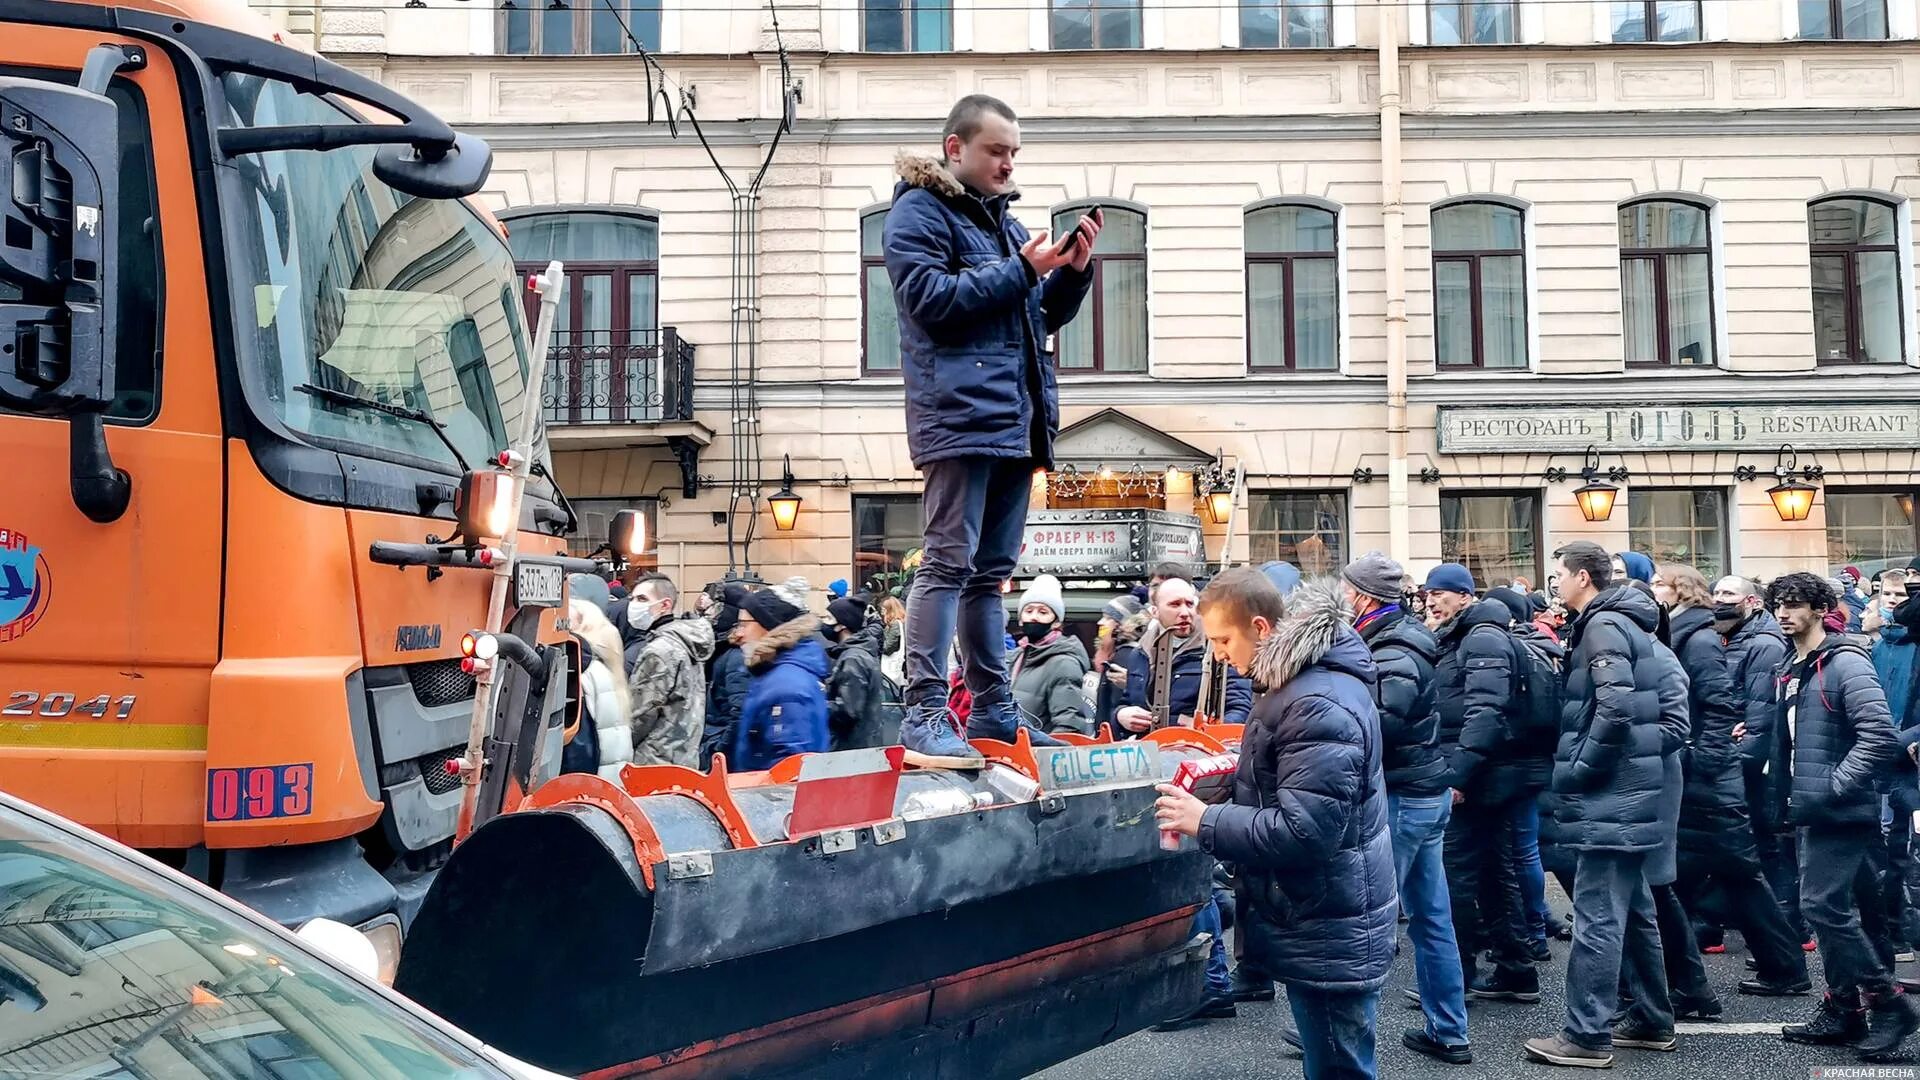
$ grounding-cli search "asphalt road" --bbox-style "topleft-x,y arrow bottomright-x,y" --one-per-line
1036,894 -> 1899,1080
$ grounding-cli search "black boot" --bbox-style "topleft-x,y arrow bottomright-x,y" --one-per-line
1150,992 -> 1236,1032
1229,967 -> 1276,1002
1782,994 -> 1868,1047
1858,991 -> 1920,1062
1469,964 -> 1541,1003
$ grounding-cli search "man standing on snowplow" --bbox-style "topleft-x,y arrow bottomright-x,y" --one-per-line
883,93 -> 1100,761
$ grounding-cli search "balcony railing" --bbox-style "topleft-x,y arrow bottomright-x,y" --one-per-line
541,327 -> 694,426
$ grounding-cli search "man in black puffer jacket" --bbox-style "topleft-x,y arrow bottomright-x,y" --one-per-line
1423,563 -> 1539,1005
1715,574 -> 1803,940
1156,571 -> 1397,1080
1524,542 -> 1678,1069
1767,572 -> 1917,1060
1343,554 -> 1470,1064
1656,567 -> 1810,999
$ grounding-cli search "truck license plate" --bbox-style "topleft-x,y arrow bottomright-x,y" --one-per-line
514,562 -> 565,608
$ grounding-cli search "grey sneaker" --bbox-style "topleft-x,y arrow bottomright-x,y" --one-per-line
1523,1035 -> 1614,1069
1612,1023 -> 1678,1051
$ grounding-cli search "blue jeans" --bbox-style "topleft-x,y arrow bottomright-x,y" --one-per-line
1195,892 -> 1231,996
1507,796 -> 1551,947
1389,793 -> 1469,1047
1565,849 -> 1673,1050
1288,985 -> 1380,1080
902,457 -> 1032,710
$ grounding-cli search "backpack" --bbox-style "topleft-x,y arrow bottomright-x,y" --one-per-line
1509,632 -> 1565,752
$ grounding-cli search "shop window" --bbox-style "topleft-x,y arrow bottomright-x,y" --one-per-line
1430,0 -> 1518,42
1440,491 -> 1541,590
1050,0 -> 1143,47
1239,0 -> 1334,45
862,0 -> 953,49
1619,199 -> 1715,367
855,494 -> 926,595
860,209 -> 901,373
1629,488 -> 1728,581
1826,489 -> 1919,578
501,0 -> 662,54
1248,491 -> 1348,575
1052,205 -> 1148,373
1808,195 -> 1905,365
566,497 -> 659,562
1432,201 -> 1529,369
1798,0 -> 1888,37
1610,0 -> 1702,38
1246,202 -> 1339,372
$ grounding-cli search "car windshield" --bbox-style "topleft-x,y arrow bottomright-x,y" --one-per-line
0,803 -> 505,1078
223,74 -> 539,475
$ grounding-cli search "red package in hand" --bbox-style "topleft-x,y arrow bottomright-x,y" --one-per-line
1163,752 -> 1239,850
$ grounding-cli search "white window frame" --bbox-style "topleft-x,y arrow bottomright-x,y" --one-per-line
1806,189 -> 1918,368
1410,0 -> 1545,44
1614,192 -> 1728,370
1219,0 -> 1358,46
1590,0 -> 1726,41
1241,196 -> 1350,375
1427,193 -> 1541,374
1780,0 -> 1918,38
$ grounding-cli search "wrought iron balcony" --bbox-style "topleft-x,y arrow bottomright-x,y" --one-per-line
541,327 -> 695,426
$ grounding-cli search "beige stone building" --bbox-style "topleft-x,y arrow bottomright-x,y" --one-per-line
272,0 -> 1920,608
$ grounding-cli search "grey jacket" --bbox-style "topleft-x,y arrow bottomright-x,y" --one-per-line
1012,633 -> 1093,736
628,614 -> 716,768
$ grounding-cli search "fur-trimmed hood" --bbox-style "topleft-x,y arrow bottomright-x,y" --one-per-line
743,614 -> 827,672
1249,578 -> 1376,691
895,149 -> 1019,200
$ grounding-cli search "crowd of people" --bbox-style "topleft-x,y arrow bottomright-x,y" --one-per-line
1148,546 -> 1920,1078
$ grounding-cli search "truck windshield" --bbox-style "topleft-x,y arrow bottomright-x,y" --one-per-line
223,75 -> 537,475
0,802 -> 506,1078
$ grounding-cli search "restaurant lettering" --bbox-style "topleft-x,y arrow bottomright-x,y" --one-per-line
1438,403 -> 1920,454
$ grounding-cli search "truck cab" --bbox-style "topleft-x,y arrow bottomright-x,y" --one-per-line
0,0 -> 579,957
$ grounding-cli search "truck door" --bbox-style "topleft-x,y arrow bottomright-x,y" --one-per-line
0,25 -> 225,848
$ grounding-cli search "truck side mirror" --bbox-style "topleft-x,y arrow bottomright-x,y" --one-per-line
0,45 -> 141,524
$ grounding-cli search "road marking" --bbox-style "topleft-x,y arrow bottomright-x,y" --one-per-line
1674,1022 -> 1785,1035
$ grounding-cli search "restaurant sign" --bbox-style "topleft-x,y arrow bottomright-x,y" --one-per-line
1017,509 -> 1207,579
1438,403 -> 1920,454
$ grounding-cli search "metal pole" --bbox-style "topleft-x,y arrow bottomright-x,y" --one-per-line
455,259 -> 566,843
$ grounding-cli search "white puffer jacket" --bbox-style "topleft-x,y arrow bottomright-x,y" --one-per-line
569,598 -> 634,780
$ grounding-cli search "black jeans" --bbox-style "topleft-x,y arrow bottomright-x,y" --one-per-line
1748,762 -> 1805,938
1801,823 -> 1896,998
1446,797 -> 1534,979
1652,884 -> 1714,1006
1675,831 -> 1808,985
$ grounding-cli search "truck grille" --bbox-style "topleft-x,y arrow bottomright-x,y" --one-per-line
407,659 -> 475,708
419,752 -> 464,795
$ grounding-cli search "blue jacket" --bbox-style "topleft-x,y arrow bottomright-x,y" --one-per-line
1124,619 -> 1254,729
732,616 -> 832,772
700,644 -> 749,766
883,152 -> 1094,468
1875,620 -> 1917,735
1198,582 -> 1397,993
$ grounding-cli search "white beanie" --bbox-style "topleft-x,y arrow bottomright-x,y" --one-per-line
1020,574 -> 1066,622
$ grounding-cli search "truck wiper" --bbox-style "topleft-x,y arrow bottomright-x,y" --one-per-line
296,383 -> 469,471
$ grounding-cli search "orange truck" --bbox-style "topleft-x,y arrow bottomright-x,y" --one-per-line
0,0 -> 594,967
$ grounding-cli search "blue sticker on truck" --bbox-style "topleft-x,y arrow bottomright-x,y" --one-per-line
207,763 -> 314,822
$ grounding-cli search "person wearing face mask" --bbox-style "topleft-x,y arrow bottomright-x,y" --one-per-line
624,573 -> 717,768
1006,575 -> 1092,737
1840,566 -> 1871,633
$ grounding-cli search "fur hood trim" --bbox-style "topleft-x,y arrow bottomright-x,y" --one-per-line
744,614 -> 822,669
895,149 -> 1018,199
1250,578 -> 1350,690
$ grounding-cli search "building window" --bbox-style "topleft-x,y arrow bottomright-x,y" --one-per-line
1610,0 -> 1702,39
860,209 -> 901,373
1826,489 -> 1919,577
1440,491 -> 1541,589
855,495 -> 926,595
505,210 -> 661,421
567,498 -> 660,562
1432,201 -> 1528,369
1619,199 -> 1715,367
1248,491 -> 1348,575
1053,205 -> 1148,373
1809,196 -> 1905,365
1629,488 -> 1728,580
1799,0 -> 1889,38
1239,0 -> 1334,45
1430,0 -> 1518,42
1051,0 -> 1143,47
863,0 -> 953,50
502,0 -> 662,54
1246,203 -> 1338,371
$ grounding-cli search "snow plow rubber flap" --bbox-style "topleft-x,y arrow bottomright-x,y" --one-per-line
395,737 -> 1225,1078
